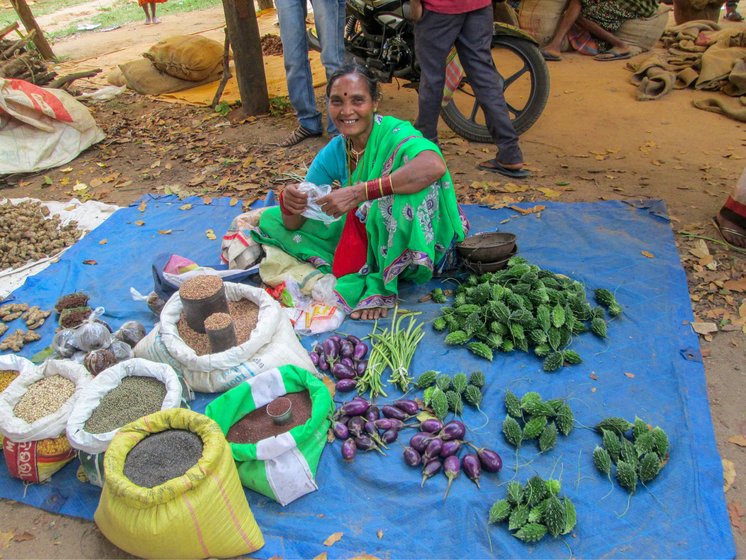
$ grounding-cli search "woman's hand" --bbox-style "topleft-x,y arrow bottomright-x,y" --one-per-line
317,184 -> 365,219
281,183 -> 308,216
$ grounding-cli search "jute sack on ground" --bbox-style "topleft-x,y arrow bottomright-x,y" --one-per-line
519,0 -> 569,47
95,408 -> 264,559
134,282 -> 316,393
617,7 -> 672,52
0,359 -> 90,482
205,365 -> 333,506
118,59 -> 222,95
66,358 -> 186,487
144,35 -> 223,82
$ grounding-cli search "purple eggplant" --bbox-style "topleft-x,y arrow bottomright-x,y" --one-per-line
462,454 -> 482,488
381,405 -> 408,421
381,429 -> 399,444
318,357 -> 330,372
440,421 -> 466,441
309,352 -> 319,366
440,439 -> 462,458
374,418 -> 404,431
476,447 -> 503,473
341,399 -> 370,417
333,421 -> 350,440
364,421 -> 377,435
323,338 -> 340,359
340,357 -> 355,369
423,438 -> 443,461
353,342 -> 368,361
340,339 -> 354,359
335,413 -> 350,424
365,406 -> 380,422
420,418 -> 444,433
421,459 -> 442,487
332,363 -> 356,380
355,435 -> 377,451
355,360 -> 368,377
410,432 -> 431,453
393,399 -> 419,415
403,446 -> 422,467
346,334 -> 362,346
342,438 -> 356,462
348,416 -> 367,436
329,334 -> 342,344
335,379 -> 357,393
443,455 -> 461,500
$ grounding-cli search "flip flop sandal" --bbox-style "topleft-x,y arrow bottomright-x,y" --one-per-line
712,217 -> 746,251
725,10 -> 744,21
540,50 -> 562,62
278,126 -> 322,148
594,50 -> 631,62
477,159 -> 531,179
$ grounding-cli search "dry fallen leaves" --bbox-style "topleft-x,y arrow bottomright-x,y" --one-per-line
624,372 -> 635,379
641,251 -> 655,259
158,230 -> 173,235
589,372 -> 599,381
99,239 -> 108,245
138,201 -> 147,212
0,530 -> 13,549
691,322 -> 718,335
723,458 -> 736,492
724,278 -> 746,293
509,204 -> 545,215
13,531 -> 34,542
728,502 -> 746,533
179,203 -> 193,211
323,532 -> 343,547
134,220 -> 145,226
728,435 -> 746,447
205,229 -> 217,240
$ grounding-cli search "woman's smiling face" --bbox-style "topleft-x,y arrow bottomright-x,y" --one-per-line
328,73 -> 378,144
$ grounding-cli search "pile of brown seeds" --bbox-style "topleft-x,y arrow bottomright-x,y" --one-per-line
84,377 -> 167,434
227,391 -> 312,444
14,375 -> 75,423
178,299 -> 259,355
204,312 -> 232,330
179,275 -> 223,301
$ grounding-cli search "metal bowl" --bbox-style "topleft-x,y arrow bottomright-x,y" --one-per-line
457,232 -> 516,263
267,397 -> 293,425
462,245 -> 518,274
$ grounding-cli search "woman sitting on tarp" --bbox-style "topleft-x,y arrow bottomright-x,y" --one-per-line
253,63 -> 467,320
541,0 -> 660,62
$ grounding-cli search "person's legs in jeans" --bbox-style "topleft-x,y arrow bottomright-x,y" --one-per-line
414,10 -> 465,142
311,0 -> 347,133
455,6 -> 523,165
276,0 -> 323,134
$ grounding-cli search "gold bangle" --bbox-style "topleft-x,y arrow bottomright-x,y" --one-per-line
378,177 -> 384,197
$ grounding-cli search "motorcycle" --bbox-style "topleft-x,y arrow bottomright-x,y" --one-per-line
308,0 -> 550,143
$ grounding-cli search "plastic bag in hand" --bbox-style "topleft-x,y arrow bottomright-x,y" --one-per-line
73,307 -> 112,351
298,182 -> 342,224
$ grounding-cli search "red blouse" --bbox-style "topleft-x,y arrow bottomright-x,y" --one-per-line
421,0 -> 492,15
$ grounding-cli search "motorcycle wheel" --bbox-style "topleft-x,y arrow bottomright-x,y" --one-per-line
440,35 -> 550,143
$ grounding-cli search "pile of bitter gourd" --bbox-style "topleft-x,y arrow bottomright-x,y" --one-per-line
432,256 -> 622,371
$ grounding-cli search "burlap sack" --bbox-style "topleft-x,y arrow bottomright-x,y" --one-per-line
118,59 -> 221,95
617,7 -> 672,52
144,35 -> 223,82
518,0 -> 569,47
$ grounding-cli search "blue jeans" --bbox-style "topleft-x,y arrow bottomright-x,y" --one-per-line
275,0 -> 346,134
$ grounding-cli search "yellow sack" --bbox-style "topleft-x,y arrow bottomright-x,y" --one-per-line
144,35 -> 223,82
94,409 -> 264,559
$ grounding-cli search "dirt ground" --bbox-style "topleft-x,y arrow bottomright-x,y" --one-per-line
0,3 -> 745,558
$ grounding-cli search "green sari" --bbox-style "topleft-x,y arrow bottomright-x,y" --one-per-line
253,115 -> 466,312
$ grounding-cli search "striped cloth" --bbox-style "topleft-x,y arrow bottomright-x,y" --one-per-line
441,48 -> 465,106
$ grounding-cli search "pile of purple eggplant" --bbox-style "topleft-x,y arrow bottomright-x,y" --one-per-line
310,334 -> 369,393
404,419 -> 503,499
332,396 -> 503,499
333,397 -> 419,459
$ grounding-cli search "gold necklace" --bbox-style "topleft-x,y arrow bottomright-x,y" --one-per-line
347,139 -> 366,166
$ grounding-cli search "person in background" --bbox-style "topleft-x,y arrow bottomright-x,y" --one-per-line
140,0 -> 165,24
715,166 -> 746,248
276,0 -> 346,147
541,0 -> 660,62
724,0 -> 743,21
410,0 -> 529,179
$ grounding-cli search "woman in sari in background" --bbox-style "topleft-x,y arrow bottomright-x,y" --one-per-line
254,64 -> 467,320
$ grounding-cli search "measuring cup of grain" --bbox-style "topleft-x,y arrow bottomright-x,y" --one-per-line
266,396 -> 293,425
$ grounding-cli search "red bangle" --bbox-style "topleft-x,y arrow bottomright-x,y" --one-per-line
365,176 -> 394,201
382,175 -> 394,196
278,190 -> 292,216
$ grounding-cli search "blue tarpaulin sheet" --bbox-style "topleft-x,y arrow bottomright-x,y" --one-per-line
0,195 -> 735,559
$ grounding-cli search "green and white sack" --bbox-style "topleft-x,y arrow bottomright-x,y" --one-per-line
205,365 -> 333,506
135,282 -> 316,393
66,358 -> 186,487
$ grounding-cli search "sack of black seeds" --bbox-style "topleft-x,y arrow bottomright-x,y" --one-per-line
205,364 -> 333,506
0,359 -> 91,482
134,282 -> 316,393
95,408 -> 265,559
66,358 -> 186,486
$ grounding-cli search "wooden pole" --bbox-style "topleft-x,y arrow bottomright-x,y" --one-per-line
9,0 -> 54,60
221,0 -> 269,116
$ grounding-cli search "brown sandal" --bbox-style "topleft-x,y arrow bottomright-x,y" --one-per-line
278,126 -> 322,148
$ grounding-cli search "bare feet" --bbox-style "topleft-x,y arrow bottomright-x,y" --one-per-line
350,307 -> 389,320
715,213 -> 746,248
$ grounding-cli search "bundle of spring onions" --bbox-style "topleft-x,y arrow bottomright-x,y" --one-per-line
356,306 -> 425,399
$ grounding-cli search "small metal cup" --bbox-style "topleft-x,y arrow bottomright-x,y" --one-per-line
267,397 -> 293,425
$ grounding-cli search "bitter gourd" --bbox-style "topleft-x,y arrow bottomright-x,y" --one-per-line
543,351 -> 564,372
591,317 -> 608,338
543,494 -> 566,537
464,385 -> 483,408
506,480 -> 524,505
638,452 -> 661,482
523,415 -> 548,440
467,341 -> 493,361
616,459 -> 638,493
555,403 -> 574,436
444,330 -> 470,345
593,445 -> 612,475
431,388 -> 449,420
504,390 -> 523,419
488,499 -> 512,524
468,370 -> 485,388
415,370 -> 438,389
525,475 -> 548,506
503,415 -> 523,448
514,523 -> 547,543
539,423 -> 558,452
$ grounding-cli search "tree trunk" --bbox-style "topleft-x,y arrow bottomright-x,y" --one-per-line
8,0 -> 54,60
257,0 -> 274,9
221,0 -> 270,116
